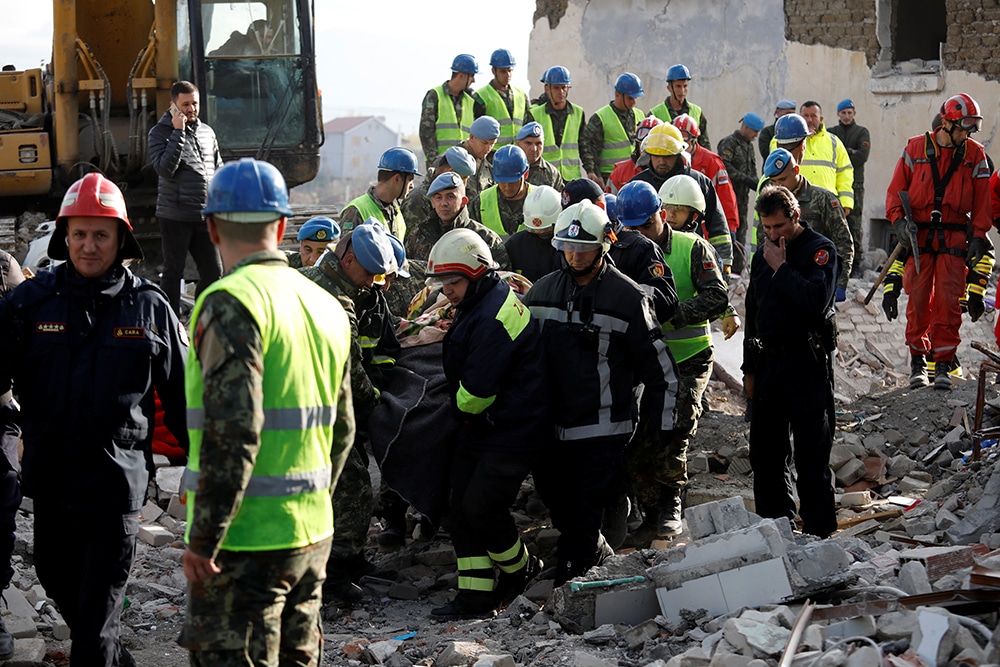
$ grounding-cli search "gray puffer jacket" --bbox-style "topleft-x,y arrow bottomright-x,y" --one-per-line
148,112 -> 222,222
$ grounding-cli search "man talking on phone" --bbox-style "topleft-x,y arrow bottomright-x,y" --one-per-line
149,80 -> 224,315
742,184 -> 839,539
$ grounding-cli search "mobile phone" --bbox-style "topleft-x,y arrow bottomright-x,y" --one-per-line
169,103 -> 181,118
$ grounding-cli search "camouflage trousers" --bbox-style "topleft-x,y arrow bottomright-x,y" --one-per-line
330,441 -> 374,561
847,185 -> 865,269
626,347 -> 713,505
181,537 -> 332,667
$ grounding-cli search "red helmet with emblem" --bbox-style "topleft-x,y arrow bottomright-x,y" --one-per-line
49,172 -> 143,261
636,115 -> 663,143
940,93 -> 983,133
672,113 -> 701,139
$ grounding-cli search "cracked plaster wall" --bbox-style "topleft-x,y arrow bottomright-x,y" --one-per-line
529,0 -> 1000,244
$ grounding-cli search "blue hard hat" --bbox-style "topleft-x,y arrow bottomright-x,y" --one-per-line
516,121 -> 543,141
774,113 -> 810,144
451,53 -> 478,74
837,98 -> 855,113
763,148 -> 794,178
544,66 -> 571,86
298,216 -> 339,242
428,171 -> 464,196
615,72 -> 644,98
666,64 -> 691,82
350,221 -> 396,274
204,158 -> 293,221
490,48 -> 515,68
378,147 -> 421,176
616,180 -> 661,227
604,193 -> 619,223
386,232 -> 410,278
444,146 -> 476,176
492,145 -> 529,183
741,112 -> 765,132
776,98 -> 797,110
540,67 -> 550,83
470,115 -> 501,140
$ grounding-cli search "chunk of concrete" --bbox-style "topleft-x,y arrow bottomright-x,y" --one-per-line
897,475 -> 931,492
415,545 -> 456,566
138,525 -> 173,547
912,608 -> 955,667
594,584 -> 659,627
1,586 -> 38,639
583,624 -> 616,645
155,466 -> 184,495
573,652 -> 617,667
887,454 -> 917,478
843,646 -> 880,667
656,558 -> 792,624
167,494 -> 187,519
473,655 -> 516,667
684,497 -> 753,540
10,637 -> 46,664
829,445 -> 856,471
876,610 -> 917,640
834,458 -> 867,487
722,617 -> 791,657
785,541 -> 851,589
139,500 -> 164,523
825,615 -> 877,640
623,619 -> 660,650
437,641 -> 488,666
897,560 -> 932,595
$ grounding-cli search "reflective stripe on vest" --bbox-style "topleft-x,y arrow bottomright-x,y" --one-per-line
596,105 -> 643,171
477,83 -> 527,147
184,264 -> 351,552
479,183 -> 533,237
650,101 -> 702,126
662,230 -> 712,363
346,192 -> 406,240
434,85 -> 473,150
530,102 -> 585,181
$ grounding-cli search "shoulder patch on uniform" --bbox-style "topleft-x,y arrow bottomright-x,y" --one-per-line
703,260 -> 716,271
831,200 -> 841,209
862,142 -> 870,148
717,172 -> 730,185
649,262 -> 665,277
36,322 -> 65,334
342,221 -> 355,231
813,249 -> 830,266
114,327 -> 145,339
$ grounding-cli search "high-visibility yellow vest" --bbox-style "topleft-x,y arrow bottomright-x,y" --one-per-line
768,128 -> 855,210
476,83 -> 527,147
596,104 -> 644,173
662,231 -> 712,363
479,183 -> 533,237
184,263 -> 351,552
650,101 -> 703,126
434,85 -> 474,151
345,192 -> 406,239
530,102 -> 585,181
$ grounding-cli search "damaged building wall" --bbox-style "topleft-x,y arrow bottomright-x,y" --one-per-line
529,0 -> 1000,250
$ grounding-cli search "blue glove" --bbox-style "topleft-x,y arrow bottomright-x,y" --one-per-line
836,287 -> 847,302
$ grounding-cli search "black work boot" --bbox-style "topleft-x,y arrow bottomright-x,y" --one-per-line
0,617 -> 13,661
934,357 -> 957,391
323,568 -> 364,605
494,554 -> 542,608
909,353 -> 930,388
601,493 -> 630,550
431,590 -> 496,619
656,487 -> 683,538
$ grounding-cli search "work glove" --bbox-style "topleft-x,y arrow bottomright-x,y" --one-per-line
835,287 -> 847,302
967,236 -> 992,270
883,273 -> 903,321
967,292 -> 985,322
892,218 -> 913,250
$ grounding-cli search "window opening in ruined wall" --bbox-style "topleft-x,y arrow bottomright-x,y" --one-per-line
873,0 -> 945,92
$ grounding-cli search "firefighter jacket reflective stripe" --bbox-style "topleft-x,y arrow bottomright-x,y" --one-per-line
595,104 -> 644,171
478,184 -> 533,237
523,262 -> 679,441
345,191 -> 406,240
530,102 -> 585,181
442,274 -> 550,451
435,85 -> 474,150
185,264 -> 350,551
0,265 -> 189,512
475,83 -> 527,146
690,146 -> 740,232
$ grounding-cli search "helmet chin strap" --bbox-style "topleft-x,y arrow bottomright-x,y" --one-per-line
561,250 -> 603,277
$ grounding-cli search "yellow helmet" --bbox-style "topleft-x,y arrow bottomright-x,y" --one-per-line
644,123 -> 687,156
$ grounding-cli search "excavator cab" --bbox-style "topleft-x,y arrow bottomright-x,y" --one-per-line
188,0 -> 322,187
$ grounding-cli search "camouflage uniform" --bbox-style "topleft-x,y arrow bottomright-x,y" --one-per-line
527,157 -> 564,190
468,187 -> 528,237
399,177 -> 434,239
340,187 -> 405,238
384,260 -> 428,320
300,252 -> 394,563
419,82 -> 473,171
758,123 -> 775,160
285,250 -> 303,269
718,129 -> 759,273
829,120 -> 871,273
182,251 -> 354,665
580,102 -> 640,178
756,177 -> 854,288
462,139 -> 494,203
626,228 -> 728,503
404,206 -> 512,270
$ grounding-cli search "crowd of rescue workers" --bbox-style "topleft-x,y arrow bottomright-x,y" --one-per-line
0,48 -> 995,666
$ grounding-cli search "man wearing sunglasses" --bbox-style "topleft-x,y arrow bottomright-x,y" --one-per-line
886,93 -> 992,390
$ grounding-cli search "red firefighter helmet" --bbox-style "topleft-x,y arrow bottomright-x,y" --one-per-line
672,113 -> 701,139
636,115 -> 663,143
50,172 -> 143,261
940,93 -> 983,133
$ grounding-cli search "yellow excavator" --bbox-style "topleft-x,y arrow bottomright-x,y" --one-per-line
0,0 -> 322,220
